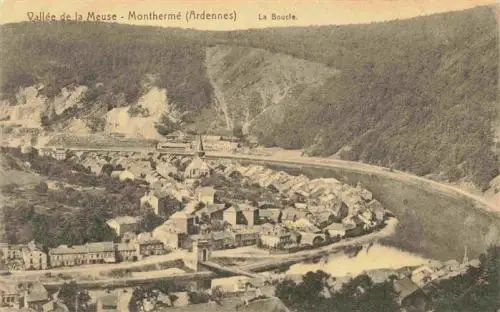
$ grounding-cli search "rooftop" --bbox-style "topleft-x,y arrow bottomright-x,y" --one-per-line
107,216 -> 140,225
198,187 -> 217,196
87,242 -> 115,253
159,296 -> 289,312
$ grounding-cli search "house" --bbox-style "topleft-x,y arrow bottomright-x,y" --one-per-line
156,163 -> 179,179
1,244 -> 25,260
86,242 -> 116,264
193,203 -> 226,221
298,232 -> 325,247
342,215 -> 366,237
394,277 -> 429,312
308,209 -> 332,227
23,281 -> 49,311
197,187 -> 217,204
96,294 -> 118,312
168,211 -> 197,235
367,199 -> 385,223
53,148 -> 67,161
411,265 -> 436,287
156,295 -> 289,312
49,245 -> 87,267
234,228 -> 259,247
3,241 -> 48,270
0,282 -> 21,309
211,276 -> 248,293
326,200 -> 349,222
260,226 -> 294,249
223,203 -> 259,227
210,231 -> 236,250
281,207 -> 309,223
258,208 -> 282,223
152,222 -> 189,250
41,300 -> 69,312
239,203 -> 259,226
223,206 -> 239,226
286,218 -> 320,233
49,242 -> 116,267
442,259 -> 460,272
140,190 -> 181,216
38,147 -> 53,157
22,248 -> 48,270
110,170 -> 135,181
115,243 -> 138,262
136,234 -> 165,258
106,216 -> 141,236
325,223 -> 346,239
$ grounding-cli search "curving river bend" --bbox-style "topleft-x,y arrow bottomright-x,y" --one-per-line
216,154 -> 500,261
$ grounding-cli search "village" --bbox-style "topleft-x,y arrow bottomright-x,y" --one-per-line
0,134 -> 485,312
1,135 -> 389,271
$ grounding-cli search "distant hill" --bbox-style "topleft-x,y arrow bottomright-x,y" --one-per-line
0,5 -> 498,189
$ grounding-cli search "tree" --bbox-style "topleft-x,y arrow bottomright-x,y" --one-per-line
58,281 -> 91,312
138,212 -> 164,233
35,181 -> 48,194
188,291 -> 211,304
233,124 -> 244,139
275,271 -> 401,312
129,287 -> 146,312
101,164 -> 114,176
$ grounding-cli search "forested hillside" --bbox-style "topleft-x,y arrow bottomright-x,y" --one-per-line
0,6 -> 497,189
212,6 -> 498,190
0,22 -> 212,113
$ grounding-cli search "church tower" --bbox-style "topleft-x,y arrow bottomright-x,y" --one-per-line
195,134 -> 206,158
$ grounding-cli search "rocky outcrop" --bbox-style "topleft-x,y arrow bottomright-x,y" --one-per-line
204,45 -> 339,134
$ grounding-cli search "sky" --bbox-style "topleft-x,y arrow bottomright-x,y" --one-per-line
0,0 -> 496,30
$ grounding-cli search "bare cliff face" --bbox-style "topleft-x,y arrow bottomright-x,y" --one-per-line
0,85 -> 176,142
0,85 -> 87,128
204,45 -> 339,134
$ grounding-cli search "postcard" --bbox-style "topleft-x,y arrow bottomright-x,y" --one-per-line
0,1 -> 498,311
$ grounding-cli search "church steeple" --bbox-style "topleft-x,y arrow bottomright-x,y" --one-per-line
196,134 -> 205,158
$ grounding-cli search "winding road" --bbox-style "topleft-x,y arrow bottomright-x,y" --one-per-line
65,146 -> 498,212
3,145 -> 497,290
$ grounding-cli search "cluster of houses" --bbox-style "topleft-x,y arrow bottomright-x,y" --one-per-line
48,233 -> 164,268
0,233 -> 165,270
0,280 -> 66,312
0,241 -> 48,271
36,147 -> 67,160
137,145 -> 389,254
410,249 -> 480,288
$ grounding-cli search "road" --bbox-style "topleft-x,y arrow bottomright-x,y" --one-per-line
59,146 -> 498,212
211,218 -> 398,261
205,151 -> 498,213
6,250 -> 188,277
2,219 -> 397,289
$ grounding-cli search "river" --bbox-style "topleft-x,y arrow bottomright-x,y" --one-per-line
286,244 -> 432,277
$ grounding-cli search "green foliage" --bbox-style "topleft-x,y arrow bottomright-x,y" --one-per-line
1,149 -> 151,247
0,22 -> 213,112
34,181 -> 48,193
275,270 -> 400,312
212,6 -> 499,188
58,281 -> 91,312
232,124 -> 244,139
430,246 -> 500,312
155,115 -> 180,136
138,212 -> 164,233
1,6 -> 498,188
188,291 -> 212,304
129,281 -> 174,311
